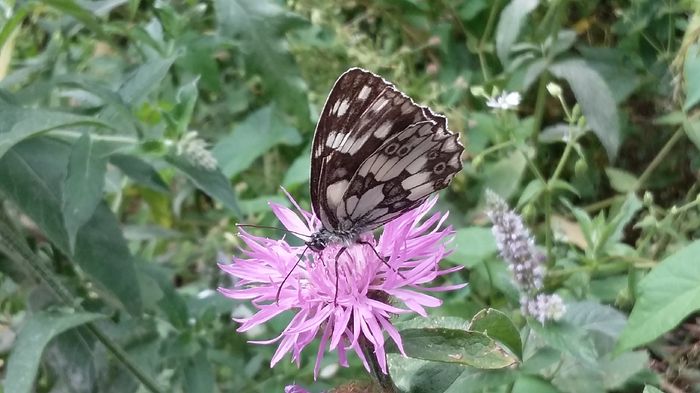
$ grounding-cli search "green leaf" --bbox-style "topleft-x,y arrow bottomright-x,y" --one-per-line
0,137 -> 143,314
183,350 -> 215,393
214,0 -> 310,122
0,106 -> 117,159
616,240 -> 700,352
529,320 -> 597,365
166,154 -> 242,217
512,375 -> 560,393
643,386 -> 663,393
110,154 -> 169,193
282,147 -> 311,188
468,308 -> 522,358
517,179 -> 546,208
44,0 -> 107,37
481,151 -> 527,200
395,328 -> 517,369
604,167 -> 638,193
4,310 -> 104,393
549,58 -> 620,159
495,0 -> 540,66
683,118 -> 700,152
598,193 -> 642,254
388,356 -> 465,393
62,133 -> 108,252
213,105 -> 302,178
683,43 -> 700,111
98,54 -> 176,128
448,227 -> 497,267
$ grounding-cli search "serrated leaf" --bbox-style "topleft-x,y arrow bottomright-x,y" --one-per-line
214,0 -> 309,122
495,0 -> 540,66
213,105 -> 302,178
469,308 -> 522,358
62,133 -> 108,252
616,240 -> 700,352
683,43 -> 700,111
604,167 -> 638,193
110,154 -> 169,193
549,58 -> 620,159
0,106 -> 116,159
4,311 -> 104,393
166,154 -> 242,217
448,227 -> 497,267
0,137 -> 143,314
394,328 -> 517,369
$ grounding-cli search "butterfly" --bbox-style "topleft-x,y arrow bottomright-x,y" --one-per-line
304,68 -> 464,253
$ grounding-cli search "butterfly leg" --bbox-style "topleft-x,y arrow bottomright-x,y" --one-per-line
333,247 -> 347,306
275,246 -> 309,305
356,241 -> 406,279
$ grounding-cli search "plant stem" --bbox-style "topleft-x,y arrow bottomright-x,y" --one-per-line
477,0 -> 501,81
0,212 -> 165,393
359,335 -> 397,393
635,127 -> 684,190
530,71 -> 550,141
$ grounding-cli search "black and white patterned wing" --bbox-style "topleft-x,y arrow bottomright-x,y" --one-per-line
311,68 -> 443,230
333,118 -> 463,232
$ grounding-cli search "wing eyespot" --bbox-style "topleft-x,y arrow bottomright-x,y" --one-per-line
427,151 -> 439,160
433,162 -> 446,175
384,143 -> 399,155
397,145 -> 411,157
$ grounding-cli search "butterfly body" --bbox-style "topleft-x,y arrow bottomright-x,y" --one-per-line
307,68 -> 464,249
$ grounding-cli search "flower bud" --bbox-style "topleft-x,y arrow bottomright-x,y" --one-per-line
546,82 -> 563,98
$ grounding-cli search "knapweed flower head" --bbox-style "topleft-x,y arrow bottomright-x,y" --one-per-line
219,192 -> 464,378
485,190 -> 565,323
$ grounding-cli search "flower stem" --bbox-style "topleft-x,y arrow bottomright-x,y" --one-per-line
0,210 -> 165,393
634,127 -> 684,190
359,335 -> 397,393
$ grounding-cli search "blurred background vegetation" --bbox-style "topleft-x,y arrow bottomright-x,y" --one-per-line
0,0 -> 699,392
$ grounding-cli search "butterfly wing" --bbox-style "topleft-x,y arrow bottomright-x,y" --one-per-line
333,118 -> 463,232
311,68 -> 447,230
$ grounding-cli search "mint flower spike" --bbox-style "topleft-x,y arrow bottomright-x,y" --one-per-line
485,190 -> 566,323
219,191 -> 466,379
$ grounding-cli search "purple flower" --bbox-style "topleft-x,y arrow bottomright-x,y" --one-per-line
285,385 -> 311,393
485,190 -> 565,323
219,192 -> 464,378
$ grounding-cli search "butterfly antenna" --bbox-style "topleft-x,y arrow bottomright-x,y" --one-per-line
275,246 -> 309,305
357,241 -> 406,279
236,223 -> 309,238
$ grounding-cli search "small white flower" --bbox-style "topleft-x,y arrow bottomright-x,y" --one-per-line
486,91 -> 522,110
177,131 -> 218,171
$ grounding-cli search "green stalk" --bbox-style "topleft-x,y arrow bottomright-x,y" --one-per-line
0,212 -> 165,393
360,335 -> 397,393
634,127 -> 685,190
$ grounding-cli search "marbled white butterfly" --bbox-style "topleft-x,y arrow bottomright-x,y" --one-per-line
305,68 -> 464,252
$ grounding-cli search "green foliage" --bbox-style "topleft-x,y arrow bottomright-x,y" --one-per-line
0,0 -> 698,392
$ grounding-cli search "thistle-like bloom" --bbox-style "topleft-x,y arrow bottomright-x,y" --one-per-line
486,91 -> 522,110
485,190 -> 565,323
219,193 -> 464,378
